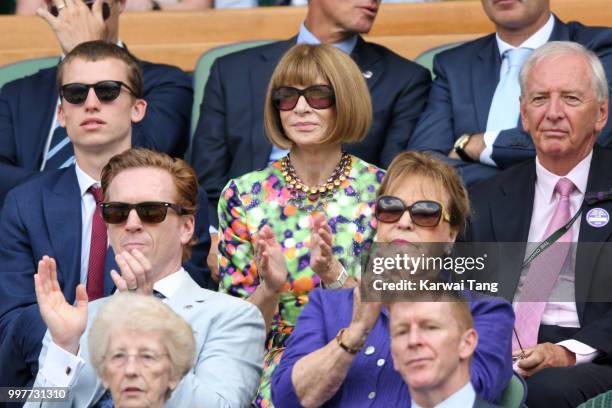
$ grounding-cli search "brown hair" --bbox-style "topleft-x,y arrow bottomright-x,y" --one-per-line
264,43 -> 372,149
386,288 -> 474,331
101,148 -> 198,261
378,151 -> 470,232
57,40 -> 144,98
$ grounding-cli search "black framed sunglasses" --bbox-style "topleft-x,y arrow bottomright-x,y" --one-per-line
272,85 -> 335,111
60,80 -> 138,105
100,202 -> 189,224
375,196 -> 452,227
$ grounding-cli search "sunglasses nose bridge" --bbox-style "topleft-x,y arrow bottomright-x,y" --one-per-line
83,86 -> 103,107
124,207 -> 144,228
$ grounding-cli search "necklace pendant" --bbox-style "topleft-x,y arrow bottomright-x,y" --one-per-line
308,191 -> 320,201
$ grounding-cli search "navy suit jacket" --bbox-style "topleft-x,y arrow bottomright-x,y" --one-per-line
464,145 -> 612,361
0,166 -> 211,388
409,17 -> 612,186
0,58 -> 193,205
190,36 -> 431,226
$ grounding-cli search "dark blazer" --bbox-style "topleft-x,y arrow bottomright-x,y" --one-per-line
408,17 -> 612,186
464,145 -> 612,360
474,396 -> 502,408
0,166 -> 211,388
0,59 -> 193,205
190,36 -> 431,226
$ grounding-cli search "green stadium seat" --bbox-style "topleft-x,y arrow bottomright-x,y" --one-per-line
500,372 -> 528,408
190,40 -> 273,138
578,390 -> 612,408
0,56 -> 58,89
414,42 -> 464,76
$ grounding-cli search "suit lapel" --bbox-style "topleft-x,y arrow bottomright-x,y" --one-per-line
473,35 -> 502,130
250,39 -> 295,169
548,16 -> 571,42
41,167 -> 82,291
21,65 -> 60,169
576,147 -> 612,317
491,162 -> 536,297
351,37 -> 384,92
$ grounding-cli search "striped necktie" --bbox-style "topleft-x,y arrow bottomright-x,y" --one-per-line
44,125 -> 75,169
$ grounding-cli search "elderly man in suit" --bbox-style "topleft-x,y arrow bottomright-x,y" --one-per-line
465,41 -> 612,407
408,0 -> 612,186
0,41 -> 210,391
190,0 -> 431,280
0,0 -> 192,205
26,148 -> 265,408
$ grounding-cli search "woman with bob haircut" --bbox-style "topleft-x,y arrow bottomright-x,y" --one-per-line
88,293 -> 195,408
271,151 -> 514,407
217,43 -> 385,406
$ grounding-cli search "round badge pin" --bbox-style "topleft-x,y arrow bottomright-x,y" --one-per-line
586,208 -> 609,228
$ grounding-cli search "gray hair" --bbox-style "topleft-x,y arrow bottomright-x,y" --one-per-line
519,41 -> 608,102
88,293 -> 196,397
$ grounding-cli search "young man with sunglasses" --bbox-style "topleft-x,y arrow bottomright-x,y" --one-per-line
0,0 -> 192,205
27,148 -> 265,408
0,41 -> 210,391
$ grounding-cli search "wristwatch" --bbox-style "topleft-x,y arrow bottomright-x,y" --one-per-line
454,133 -> 476,163
322,265 -> 348,289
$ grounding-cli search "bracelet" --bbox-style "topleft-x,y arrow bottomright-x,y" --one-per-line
335,328 -> 363,355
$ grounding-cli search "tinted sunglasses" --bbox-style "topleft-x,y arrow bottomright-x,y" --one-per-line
100,202 -> 188,224
50,1 -> 111,20
272,85 -> 335,111
60,81 -> 138,105
375,196 -> 452,227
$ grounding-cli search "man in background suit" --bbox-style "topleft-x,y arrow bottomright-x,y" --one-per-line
190,0 -> 431,279
389,294 -> 500,408
27,148 -> 264,408
408,0 -> 612,186
465,42 -> 612,407
0,41 -> 210,391
0,0 -> 192,205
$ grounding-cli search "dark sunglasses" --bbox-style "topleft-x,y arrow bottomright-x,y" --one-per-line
100,202 -> 188,224
375,196 -> 452,227
50,1 -> 111,20
272,85 -> 335,111
60,81 -> 138,105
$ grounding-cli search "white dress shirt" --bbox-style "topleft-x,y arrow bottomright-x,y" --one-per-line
75,163 -> 105,286
411,382 -> 476,408
480,14 -> 555,166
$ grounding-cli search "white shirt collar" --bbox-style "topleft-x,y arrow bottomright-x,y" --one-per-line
535,151 -> 592,204
74,162 -> 100,198
153,268 -> 189,299
411,382 -> 476,408
496,13 -> 555,57
297,22 -> 358,55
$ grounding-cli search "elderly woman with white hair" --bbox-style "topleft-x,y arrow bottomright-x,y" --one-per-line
88,293 -> 195,408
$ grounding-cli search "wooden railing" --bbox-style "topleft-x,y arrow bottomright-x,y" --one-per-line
0,0 -> 610,71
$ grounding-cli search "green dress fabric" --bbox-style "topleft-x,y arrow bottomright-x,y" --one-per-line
218,156 -> 384,407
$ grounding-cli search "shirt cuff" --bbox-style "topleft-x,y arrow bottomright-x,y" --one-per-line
209,225 -> 218,234
557,340 -> 599,365
479,131 -> 499,167
40,341 -> 86,387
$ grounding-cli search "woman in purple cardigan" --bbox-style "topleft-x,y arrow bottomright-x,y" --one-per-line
271,151 -> 515,407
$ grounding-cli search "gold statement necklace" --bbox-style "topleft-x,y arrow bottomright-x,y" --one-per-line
281,151 -> 352,209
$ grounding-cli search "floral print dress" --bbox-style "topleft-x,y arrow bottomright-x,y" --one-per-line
218,156 -> 384,407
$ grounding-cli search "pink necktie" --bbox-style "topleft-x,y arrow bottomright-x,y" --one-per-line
86,186 -> 107,301
513,177 -> 575,351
